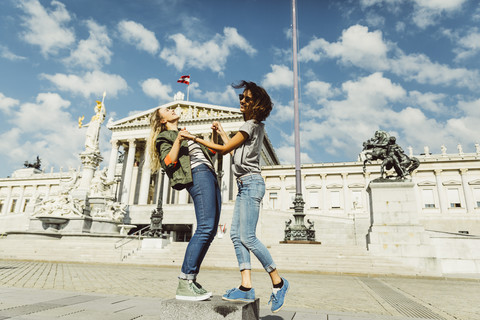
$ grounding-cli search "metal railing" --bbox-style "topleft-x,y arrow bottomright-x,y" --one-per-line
114,225 -> 150,261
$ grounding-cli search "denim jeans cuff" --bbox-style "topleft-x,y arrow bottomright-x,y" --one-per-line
179,273 -> 197,280
265,263 -> 276,273
239,263 -> 251,271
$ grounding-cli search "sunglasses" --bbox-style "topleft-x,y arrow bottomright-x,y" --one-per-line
239,94 -> 253,103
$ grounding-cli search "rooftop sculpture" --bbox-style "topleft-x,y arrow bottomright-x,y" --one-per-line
362,130 -> 419,180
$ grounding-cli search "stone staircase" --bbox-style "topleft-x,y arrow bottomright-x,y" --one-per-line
123,241 -> 419,276
0,233 -> 419,276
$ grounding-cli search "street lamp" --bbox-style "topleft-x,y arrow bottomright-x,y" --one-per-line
284,0 -> 316,242
147,169 -> 166,238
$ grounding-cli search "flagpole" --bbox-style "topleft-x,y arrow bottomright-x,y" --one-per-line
187,75 -> 190,101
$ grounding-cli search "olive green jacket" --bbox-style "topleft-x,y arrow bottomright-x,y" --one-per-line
156,130 -> 216,190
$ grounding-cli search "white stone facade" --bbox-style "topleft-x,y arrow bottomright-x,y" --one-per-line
1,100 -> 479,247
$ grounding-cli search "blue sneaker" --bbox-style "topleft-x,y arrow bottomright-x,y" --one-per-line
222,287 -> 255,302
269,278 -> 289,313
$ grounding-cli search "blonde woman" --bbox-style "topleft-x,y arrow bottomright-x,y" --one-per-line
180,81 -> 289,313
148,107 -> 221,301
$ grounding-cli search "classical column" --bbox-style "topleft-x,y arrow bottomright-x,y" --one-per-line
2,187 -> 12,215
460,169 -> 474,213
321,173 -> 327,212
107,139 -> 120,181
342,173 -> 349,212
434,169 -> 446,212
138,144 -> 152,205
16,186 -> 25,214
223,152 -> 232,201
121,139 -> 137,205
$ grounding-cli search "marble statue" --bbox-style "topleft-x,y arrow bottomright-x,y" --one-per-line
82,93 -> 106,153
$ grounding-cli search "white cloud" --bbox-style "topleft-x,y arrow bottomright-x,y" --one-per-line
141,78 -> 173,102
41,70 -> 128,98
299,25 -> 389,70
454,28 -> 480,61
305,81 -> 339,104
412,0 -> 467,28
0,93 -> 19,114
390,53 -> 479,89
18,0 -> 75,57
63,20 -> 112,70
160,27 -> 256,74
0,45 -> 26,61
0,93 -> 86,174
117,20 -> 160,55
262,65 -> 293,89
275,146 -> 314,165
295,73 -> 407,158
202,86 -> 237,106
270,101 -> 294,123
407,90 -> 447,113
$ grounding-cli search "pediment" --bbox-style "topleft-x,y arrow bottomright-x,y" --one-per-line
266,185 -> 281,190
417,180 -> 436,186
442,180 -> 462,186
348,183 -> 365,188
107,100 -> 242,130
326,183 -> 343,189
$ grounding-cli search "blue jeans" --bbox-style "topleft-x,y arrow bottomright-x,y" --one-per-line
180,164 -> 221,280
230,173 -> 276,272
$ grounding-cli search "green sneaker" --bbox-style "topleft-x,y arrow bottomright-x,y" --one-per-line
193,280 -> 213,297
176,279 -> 211,301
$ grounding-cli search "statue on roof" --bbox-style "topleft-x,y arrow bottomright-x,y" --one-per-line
24,156 -> 41,170
361,131 -> 419,180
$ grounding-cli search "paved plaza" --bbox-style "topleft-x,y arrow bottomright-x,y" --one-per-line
0,260 -> 479,320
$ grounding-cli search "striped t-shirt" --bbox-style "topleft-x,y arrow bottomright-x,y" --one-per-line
187,140 -> 214,171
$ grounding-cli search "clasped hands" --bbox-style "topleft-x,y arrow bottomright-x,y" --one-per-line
178,121 -> 225,142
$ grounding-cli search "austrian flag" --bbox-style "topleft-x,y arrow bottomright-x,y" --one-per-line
177,75 -> 190,85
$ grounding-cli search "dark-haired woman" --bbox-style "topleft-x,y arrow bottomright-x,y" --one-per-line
180,81 -> 289,313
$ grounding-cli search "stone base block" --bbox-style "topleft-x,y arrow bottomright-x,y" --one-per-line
141,238 -> 170,249
159,296 -> 259,320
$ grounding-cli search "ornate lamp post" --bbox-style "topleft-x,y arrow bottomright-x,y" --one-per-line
147,169 -> 166,238
284,0 -> 316,243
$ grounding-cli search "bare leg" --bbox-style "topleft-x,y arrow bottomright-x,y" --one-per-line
269,269 -> 282,286
240,269 -> 252,288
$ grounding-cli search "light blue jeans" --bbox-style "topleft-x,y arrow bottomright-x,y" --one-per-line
230,173 -> 276,272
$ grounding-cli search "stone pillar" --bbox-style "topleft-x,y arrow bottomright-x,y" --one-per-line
122,139 -> 137,205
223,152 -> 232,201
366,181 -> 437,274
321,173 -> 327,212
2,187 -> 12,215
138,144 -> 152,205
460,169 -> 474,213
107,139 -> 120,181
16,186 -> 26,214
434,169 -> 447,212
79,152 -> 103,190
342,173 -> 349,211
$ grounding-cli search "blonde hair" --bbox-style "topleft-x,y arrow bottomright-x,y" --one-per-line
147,108 -> 166,173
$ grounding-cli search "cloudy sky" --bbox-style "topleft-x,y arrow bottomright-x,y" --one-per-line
1,0 -> 479,177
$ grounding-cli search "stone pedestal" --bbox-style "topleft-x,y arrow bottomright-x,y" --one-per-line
141,238 -> 170,249
367,181 -> 440,274
29,216 -> 93,234
159,296 -> 259,320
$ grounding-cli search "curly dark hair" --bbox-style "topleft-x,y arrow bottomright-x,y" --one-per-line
232,81 -> 273,122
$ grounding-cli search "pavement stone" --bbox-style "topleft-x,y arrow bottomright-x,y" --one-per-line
0,260 -> 479,320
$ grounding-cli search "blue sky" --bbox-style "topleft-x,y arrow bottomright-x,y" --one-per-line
1,0 -> 480,178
